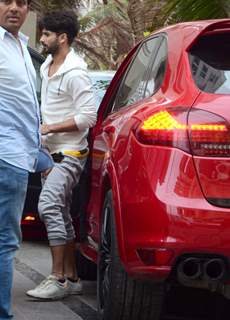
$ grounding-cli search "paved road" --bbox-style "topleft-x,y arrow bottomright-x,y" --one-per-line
13,241 -> 97,320
13,241 -> 230,320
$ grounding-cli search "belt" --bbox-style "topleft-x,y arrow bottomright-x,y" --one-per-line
63,149 -> 89,158
52,149 -> 89,163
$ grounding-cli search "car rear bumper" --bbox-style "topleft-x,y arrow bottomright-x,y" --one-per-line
116,146 -> 230,279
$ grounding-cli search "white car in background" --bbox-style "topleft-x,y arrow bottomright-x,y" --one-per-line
89,70 -> 115,110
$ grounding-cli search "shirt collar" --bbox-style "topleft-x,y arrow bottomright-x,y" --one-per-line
0,26 -> 29,45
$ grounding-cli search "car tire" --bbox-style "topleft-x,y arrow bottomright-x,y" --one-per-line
97,190 -> 164,320
76,249 -> 97,281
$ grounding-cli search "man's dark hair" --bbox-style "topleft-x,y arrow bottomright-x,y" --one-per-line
39,11 -> 80,45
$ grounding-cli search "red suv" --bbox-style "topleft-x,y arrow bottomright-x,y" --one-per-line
78,19 -> 230,320
23,19 -> 230,320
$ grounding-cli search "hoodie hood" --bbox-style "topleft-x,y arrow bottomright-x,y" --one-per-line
40,48 -> 87,78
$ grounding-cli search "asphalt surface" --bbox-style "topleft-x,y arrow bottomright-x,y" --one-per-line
13,241 -> 97,320
13,241 -> 230,320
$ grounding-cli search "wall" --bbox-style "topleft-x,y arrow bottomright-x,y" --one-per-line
21,11 -> 37,49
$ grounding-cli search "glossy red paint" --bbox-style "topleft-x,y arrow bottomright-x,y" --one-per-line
82,19 -> 230,283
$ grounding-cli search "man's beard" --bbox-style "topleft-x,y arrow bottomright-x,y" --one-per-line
42,42 -> 59,55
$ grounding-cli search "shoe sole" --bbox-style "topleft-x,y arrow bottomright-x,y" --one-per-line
26,292 -> 69,301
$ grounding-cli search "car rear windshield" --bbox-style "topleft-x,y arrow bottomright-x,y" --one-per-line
189,33 -> 230,94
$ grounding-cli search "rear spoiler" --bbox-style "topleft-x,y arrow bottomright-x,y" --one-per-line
187,19 -> 230,51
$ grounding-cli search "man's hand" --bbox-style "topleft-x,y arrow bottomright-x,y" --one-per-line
41,168 -> 52,178
41,119 -> 78,135
41,124 -> 51,135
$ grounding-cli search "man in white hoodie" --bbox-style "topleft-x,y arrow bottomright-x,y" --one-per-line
26,10 -> 97,300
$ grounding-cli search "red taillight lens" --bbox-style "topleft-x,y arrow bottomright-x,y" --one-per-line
136,108 -> 230,157
188,110 -> 230,157
136,108 -> 190,153
137,248 -> 174,266
24,215 -> 36,221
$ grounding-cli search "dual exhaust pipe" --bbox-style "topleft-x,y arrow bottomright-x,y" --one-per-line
177,257 -> 227,290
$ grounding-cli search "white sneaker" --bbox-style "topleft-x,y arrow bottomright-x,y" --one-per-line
67,278 -> 83,295
26,275 -> 68,300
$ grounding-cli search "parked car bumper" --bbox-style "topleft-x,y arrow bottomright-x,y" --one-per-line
115,143 -> 230,279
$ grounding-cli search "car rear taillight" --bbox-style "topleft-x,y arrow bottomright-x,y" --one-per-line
136,108 -> 230,157
135,108 -> 190,153
188,109 -> 230,157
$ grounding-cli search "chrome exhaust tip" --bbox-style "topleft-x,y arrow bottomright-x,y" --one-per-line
203,258 -> 226,281
177,257 -> 201,281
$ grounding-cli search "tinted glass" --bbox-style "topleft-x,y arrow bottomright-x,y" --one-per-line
144,38 -> 167,98
113,37 -> 161,110
189,33 -> 230,94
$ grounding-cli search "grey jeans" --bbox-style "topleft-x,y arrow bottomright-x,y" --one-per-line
38,155 -> 87,246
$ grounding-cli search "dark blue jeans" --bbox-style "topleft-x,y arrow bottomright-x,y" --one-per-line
0,160 -> 28,319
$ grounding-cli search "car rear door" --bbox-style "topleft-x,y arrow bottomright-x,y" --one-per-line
87,35 -> 166,243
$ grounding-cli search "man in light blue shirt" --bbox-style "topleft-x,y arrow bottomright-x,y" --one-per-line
0,1 -> 40,319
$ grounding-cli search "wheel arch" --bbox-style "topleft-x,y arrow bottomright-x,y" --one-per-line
102,158 -> 127,267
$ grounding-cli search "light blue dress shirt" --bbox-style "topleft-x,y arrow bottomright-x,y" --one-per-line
0,27 -> 40,172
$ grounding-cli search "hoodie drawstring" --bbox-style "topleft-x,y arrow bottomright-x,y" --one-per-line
58,74 -> 65,96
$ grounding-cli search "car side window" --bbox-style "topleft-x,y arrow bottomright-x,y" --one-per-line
144,37 -> 167,98
113,37 -> 162,111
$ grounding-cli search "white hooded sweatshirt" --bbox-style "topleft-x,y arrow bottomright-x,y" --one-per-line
40,48 -> 97,154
